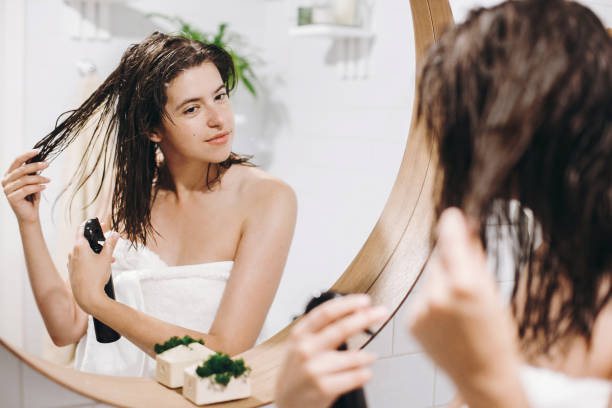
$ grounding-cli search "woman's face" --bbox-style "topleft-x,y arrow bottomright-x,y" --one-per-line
155,61 -> 235,164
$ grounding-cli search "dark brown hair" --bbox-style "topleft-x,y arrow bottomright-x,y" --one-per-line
418,0 -> 612,354
32,32 -> 251,246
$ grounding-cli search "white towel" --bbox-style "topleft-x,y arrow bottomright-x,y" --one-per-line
74,237 -> 237,377
520,365 -> 612,408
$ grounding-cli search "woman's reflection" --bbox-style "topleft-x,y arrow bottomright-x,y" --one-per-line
2,32 -> 297,377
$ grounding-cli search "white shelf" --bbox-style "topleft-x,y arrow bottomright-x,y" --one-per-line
289,24 -> 374,39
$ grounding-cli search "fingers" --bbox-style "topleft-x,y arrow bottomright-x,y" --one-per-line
307,350 -> 377,375
320,368 -> 372,397
420,255 -> 449,308
2,161 -> 49,186
75,220 -> 87,243
436,208 -> 472,274
292,294 -> 371,337
5,184 -> 47,202
2,175 -> 51,196
311,305 -> 388,352
101,232 -> 119,259
100,220 -> 110,233
5,149 -> 39,174
436,208 -> 487,287
73,221 -> 95,257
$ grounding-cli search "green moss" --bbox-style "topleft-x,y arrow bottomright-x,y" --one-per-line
195,352 -> 250,386
154,335 -> 204,354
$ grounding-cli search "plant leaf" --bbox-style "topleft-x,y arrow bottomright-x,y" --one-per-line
241,76 -> 256,97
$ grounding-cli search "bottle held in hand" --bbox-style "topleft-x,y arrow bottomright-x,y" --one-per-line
83,217 -> 121,343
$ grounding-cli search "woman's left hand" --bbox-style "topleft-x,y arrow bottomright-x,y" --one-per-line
68,221 -> 119,315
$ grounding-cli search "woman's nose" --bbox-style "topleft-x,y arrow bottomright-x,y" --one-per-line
206,107 -> 224,128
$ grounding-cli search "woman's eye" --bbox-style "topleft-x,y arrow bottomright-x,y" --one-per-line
215,92 -> 228,101
184,106 -> 198,114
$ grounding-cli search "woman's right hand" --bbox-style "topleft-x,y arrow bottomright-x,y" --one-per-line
275,294 -> 388,408
2,149 -> 50,225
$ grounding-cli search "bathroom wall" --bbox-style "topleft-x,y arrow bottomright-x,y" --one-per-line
2,0 -> 611,407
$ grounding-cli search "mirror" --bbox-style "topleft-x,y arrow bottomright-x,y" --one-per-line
0,0 -> 453,405
1,0 -> 413,363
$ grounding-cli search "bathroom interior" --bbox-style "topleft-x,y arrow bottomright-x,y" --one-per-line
1,0 -> 611,407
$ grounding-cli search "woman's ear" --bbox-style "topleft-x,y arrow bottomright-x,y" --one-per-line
147,129 -> 163,143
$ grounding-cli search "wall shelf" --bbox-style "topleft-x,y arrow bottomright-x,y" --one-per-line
289,24 -> 373,39
289,24 -> 375,79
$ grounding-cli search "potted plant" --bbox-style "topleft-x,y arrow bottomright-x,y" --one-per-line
148,13 -> 259,97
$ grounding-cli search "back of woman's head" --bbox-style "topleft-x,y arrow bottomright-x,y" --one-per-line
33,32 -> 247,246
418,0 -> 612,353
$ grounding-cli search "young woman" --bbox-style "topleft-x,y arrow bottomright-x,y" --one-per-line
274,0 -> 612,406
2,32 -> 297,376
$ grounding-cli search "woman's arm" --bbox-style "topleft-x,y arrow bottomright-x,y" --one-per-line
206,178 -> 297,354
2,150 -> 87,346
20,223 -> 88,346
68,178 -> 297,358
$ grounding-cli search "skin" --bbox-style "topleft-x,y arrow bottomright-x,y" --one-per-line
275,295 -> 388,408
3,61 -> 297,358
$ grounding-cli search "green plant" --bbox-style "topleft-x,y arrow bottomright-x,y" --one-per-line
154,335 -> 204,354
195,352 -> 250,386
148,13 -> 258,97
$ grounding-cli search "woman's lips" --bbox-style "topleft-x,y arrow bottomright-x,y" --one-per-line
206,132 -> 230,145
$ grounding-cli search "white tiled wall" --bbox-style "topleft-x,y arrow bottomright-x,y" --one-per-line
0,345 -> 112,408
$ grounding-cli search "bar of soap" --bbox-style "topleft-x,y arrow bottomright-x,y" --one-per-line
155,343 -> 215,388
182,364 -> 251,405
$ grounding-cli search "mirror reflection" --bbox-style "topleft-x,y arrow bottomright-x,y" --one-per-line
0,0 -> 413,376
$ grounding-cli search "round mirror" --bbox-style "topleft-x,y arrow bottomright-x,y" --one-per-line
0,0 -> 451,406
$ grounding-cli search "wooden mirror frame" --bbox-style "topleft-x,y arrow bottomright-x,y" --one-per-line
0,0 -> 453,406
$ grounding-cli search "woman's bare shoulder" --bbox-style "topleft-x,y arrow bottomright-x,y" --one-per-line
229,164 -> 296,206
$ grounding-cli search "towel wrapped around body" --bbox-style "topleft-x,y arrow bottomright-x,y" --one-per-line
74,237 -> 265,377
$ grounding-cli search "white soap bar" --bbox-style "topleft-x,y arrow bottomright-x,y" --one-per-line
155,343 -> 215,388
182,363 -> 251,405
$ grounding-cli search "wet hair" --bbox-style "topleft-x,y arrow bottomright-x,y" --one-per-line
418,0 -> 612,355
31,32 -> 251,246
